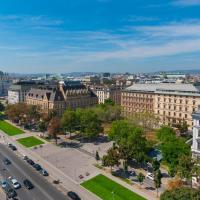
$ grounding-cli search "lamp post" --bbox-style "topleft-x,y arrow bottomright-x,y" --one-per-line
112,188 -> 115,200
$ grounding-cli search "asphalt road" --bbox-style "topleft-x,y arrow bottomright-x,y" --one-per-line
0,143 -> 69,200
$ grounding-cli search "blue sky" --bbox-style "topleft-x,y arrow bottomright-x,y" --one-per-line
0,0 -> 200,73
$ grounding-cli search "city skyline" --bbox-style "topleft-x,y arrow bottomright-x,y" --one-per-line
0,0 -> 200,73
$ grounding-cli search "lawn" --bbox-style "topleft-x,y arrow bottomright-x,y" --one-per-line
0,120 -> 24,136
81,174 -> 146,200
17,136 -> 44,148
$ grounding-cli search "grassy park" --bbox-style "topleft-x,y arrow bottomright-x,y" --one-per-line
0,120 -> 24,136
81,174 -> 146,200
17,136 -> 44,147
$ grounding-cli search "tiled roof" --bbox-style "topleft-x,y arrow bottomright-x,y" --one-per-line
125,83 -> 200,95
27,88 -> 65,102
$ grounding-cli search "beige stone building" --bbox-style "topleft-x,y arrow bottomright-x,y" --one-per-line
121,83 -> 200,129
26,83 -> 98,116
90,85 -> 122,105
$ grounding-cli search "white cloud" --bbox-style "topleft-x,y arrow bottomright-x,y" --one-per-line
172,0 -> 200,6
124,15 -> 159,22
0,15 -> 63,27
132,24 -> 200,38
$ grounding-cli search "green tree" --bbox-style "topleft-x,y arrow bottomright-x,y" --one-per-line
161,138 -> 190,167
157,126 -> 190,169
156,126 -> 176,143
160,187 -> 200,200
102,147 -> 120,172
154,169 -> 162,197
109,120 -> 148,167
137,172 -> 145,188
192,158 -> 200,183
48,117 -> 62,145
0,101 -> 5,112
176,120 -> 188,134
129,111 -> 159,132
61,109 -> 78,138
77,108 -> 102,139
104,98 -> 115,106
152,159 -> 160,172
38,120 -> 47,137
177,155 -> 193,185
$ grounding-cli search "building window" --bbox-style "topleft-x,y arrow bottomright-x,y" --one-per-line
185,114 -> 187,119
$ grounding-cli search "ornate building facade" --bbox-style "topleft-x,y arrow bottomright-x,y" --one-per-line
26,82 -> 98,116
121,83 -> 200,129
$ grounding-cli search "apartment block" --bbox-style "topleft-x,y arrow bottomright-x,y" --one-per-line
91,85 -> 122,104
8,81 -> 37,104
121,83 -> 200,128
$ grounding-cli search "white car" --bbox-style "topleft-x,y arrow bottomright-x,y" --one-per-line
146,172 -> 154,181
11,178 -> 21,189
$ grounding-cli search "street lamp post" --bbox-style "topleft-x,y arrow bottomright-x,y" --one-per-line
112,188 -> 115,200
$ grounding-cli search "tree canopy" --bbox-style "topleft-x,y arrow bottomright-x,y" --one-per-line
109,120 -> 148,164
160,187 -> 200,200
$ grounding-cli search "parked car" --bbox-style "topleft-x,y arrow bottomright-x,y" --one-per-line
67,191 -> 81,200
9,144 -> 17,151
22,155 -> 28,160
40,169 -> 49,176
23,179 -> 34,190
4,185 -> 17,199
1,180 -> 8,189
146,172 -> 154,181
33,164 -> 42,171
3,158 -> 11,165
11,179 -> 21,189
26,159 -> 35,166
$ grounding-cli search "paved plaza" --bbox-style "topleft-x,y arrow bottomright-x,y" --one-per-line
33,143 -> 100,183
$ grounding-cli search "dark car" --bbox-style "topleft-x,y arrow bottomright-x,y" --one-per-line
4,185 -> 17,198
26,159 -> 35,166
40,169 -> 49,176
23,179 -> 34,190
67,191 -> 81,200
33,164 -> 42,171
3,158 -> 11,165
9,144 -> 17,151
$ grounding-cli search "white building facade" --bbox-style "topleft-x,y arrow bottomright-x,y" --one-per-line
191,105 -> 200,185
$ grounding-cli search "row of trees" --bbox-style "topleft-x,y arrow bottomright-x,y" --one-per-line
5,99 -> 121,142
61,99 -> 121,139
160,187 -> 200,200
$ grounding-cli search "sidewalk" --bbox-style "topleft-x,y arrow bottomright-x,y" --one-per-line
0,121 -> 159,200
0,130 -> 101,200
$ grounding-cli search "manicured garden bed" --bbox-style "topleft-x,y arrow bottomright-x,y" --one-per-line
81,174 -> 146,200
0,120 -> 24,136
17,136 -> 44,147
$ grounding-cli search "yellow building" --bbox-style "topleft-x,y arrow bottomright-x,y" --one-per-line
26,83 -> 98,116
121,83 -> 200,129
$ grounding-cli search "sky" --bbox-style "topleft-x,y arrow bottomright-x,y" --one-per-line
0,0 -> 200,73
